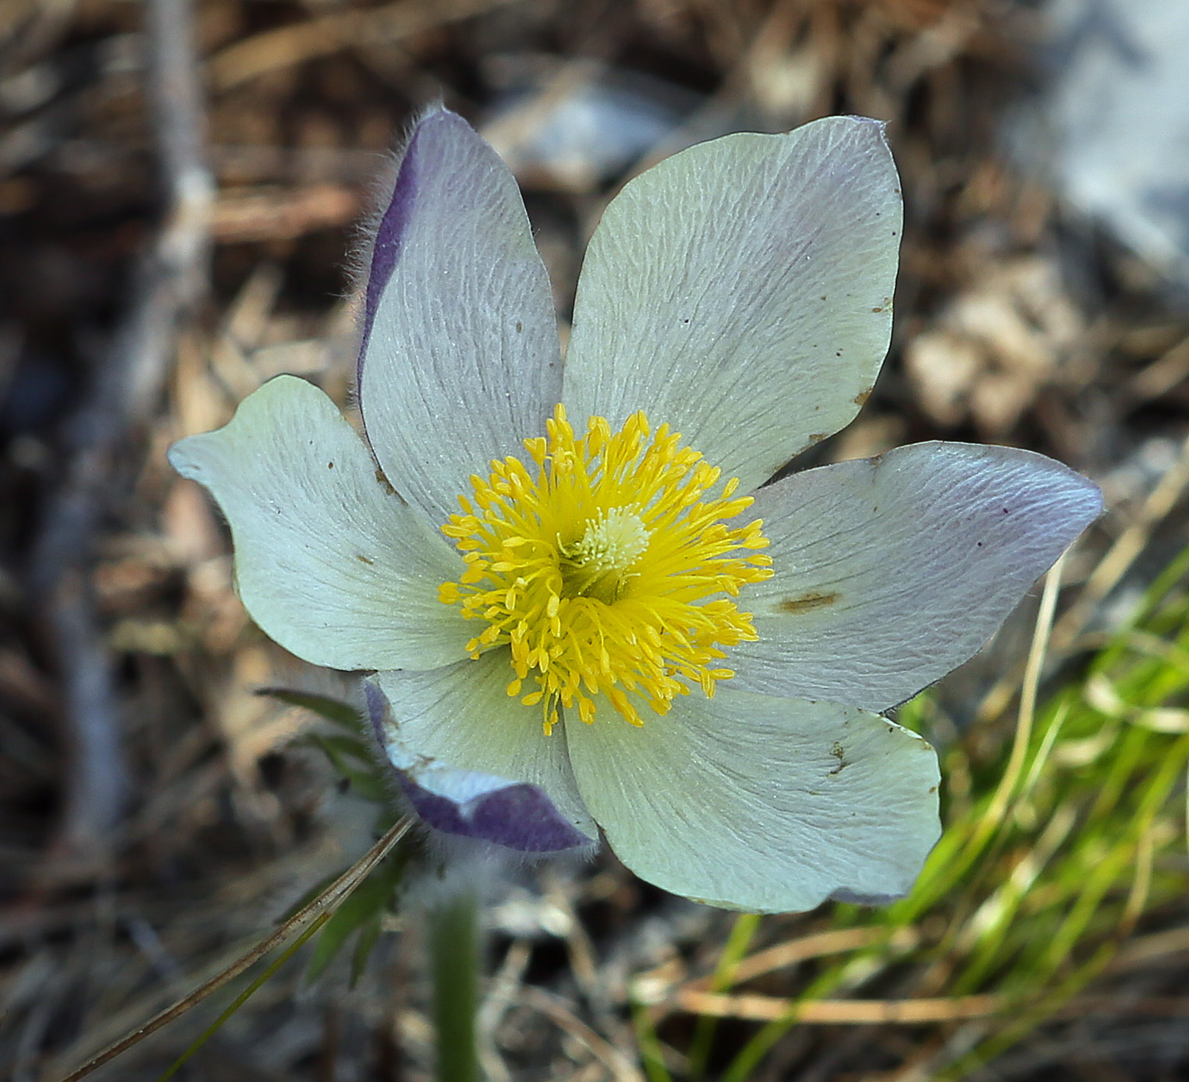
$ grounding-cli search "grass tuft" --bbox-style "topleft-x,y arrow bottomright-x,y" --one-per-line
661,543 -> 1189,1080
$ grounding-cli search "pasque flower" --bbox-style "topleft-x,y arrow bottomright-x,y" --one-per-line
170,107 -> 1101,912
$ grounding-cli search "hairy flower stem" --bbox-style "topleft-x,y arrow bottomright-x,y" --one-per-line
429,888 -> 481,1082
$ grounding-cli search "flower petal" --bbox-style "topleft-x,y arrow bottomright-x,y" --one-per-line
373,653 -> 596,850
565,690 -> 940,913
563,116 -> 901,493
168,375 -> 469,671
365,684 -> 591,852
359,107 -> 562,526
731,442 -> 1103,711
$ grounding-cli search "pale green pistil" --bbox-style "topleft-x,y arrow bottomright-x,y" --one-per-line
561,506 -> 651,603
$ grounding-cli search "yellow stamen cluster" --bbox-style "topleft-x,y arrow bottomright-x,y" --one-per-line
438,405 -> 772,733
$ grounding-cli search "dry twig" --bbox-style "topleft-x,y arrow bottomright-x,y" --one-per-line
50,817 -> 413,1082
32,0 -> 213,863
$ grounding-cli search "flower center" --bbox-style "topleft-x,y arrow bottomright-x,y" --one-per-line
560,506 -> 650,602
438,405 -> 772,733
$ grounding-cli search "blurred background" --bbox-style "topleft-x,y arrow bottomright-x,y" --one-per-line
3,0 -> 1189,1079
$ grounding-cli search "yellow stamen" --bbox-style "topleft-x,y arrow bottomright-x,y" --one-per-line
439,405 -> 772,731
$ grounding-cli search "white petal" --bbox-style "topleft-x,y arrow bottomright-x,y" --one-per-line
565,690 -> 940,913
359,107 -> 562,527
374,652 -> 596,842
365,683 -> 592,852
563,116 -> 901,493
731,442 -> 1103,711
168,375 -> 469,671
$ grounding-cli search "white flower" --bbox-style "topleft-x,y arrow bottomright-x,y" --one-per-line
170,107 -> 1101,912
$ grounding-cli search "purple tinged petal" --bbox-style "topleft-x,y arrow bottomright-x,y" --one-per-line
732,442 -> 1103,711
357,107 -> 562,527
364,683 -> 594,853
397,777 -> 595,853
358,120 -> 420,370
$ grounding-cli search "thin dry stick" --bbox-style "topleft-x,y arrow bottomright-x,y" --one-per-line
1128,333 -> 1189,402
53,816 -> 412,1082
669,927 -> 916,996
478,940 -> 531,1082
731,927 -> 917,987
980,554 -> 1065,837
1110,925 -> 1189,969
919,558 -> 1065,968
211,183 -> 360,244
971,439 -> 1189,729
33,0 -> 214,860
673,990 -> 1007,1025
1050,430 -> 1189,654
207,0 -> 520,92
1118,823 -> 1154,940
516,986 -> 647,1082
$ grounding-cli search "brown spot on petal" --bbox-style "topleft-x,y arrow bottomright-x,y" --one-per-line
374,468 -> 396,495
809,432 -> 828,444
356,554 -> 375,565
778,591 -> 839,614
854,388 -> 873,408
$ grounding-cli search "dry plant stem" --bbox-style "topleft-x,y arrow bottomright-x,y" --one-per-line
727,927 -> 913,987
207,0 -> 521,91
925,558 -> 1065,961
478,940 -> 531,1082
979,430 -> 1189,725
673,990 -> 1007,1025
1051,430 -> 1189,653
54,816 -> 413,1082
33,0 -> 214,859
517,987 -> 647,1082
648,929 -> 921,1027
160,909 -> 337,1082
983,554 -> 1064,834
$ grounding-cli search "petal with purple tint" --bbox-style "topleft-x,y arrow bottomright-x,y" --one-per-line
565,689 -> 940,913
730,442 -> 1103,712
359,107 -> 562,527
168,375 -> 469,672
372,655 -> 596,850
399,776 -> 593,852
562,116 -> 901,494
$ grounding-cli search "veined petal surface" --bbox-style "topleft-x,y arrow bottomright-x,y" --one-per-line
359,107 -> 562,526
732,442 -> 1103,711
169,375 -> 469,671
374,653 -> 596,847
563,116 -> 901,493
565,690 -> 940,913
365,684 -> 591,852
